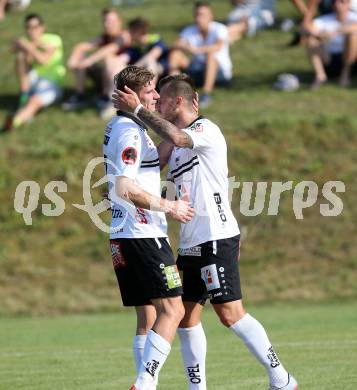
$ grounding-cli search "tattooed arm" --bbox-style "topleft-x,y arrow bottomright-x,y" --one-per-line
112,86 -> 195,148
137,107 -> 194,148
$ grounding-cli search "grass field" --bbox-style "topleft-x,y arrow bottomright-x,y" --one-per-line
1,0 -> 357,315
1,302 -> 357,389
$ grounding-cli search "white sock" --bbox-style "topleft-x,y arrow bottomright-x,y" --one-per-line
133,335 -> 147,373
230,313 -> 289,388
135,330 -> 171,389
177,323 -> 207,389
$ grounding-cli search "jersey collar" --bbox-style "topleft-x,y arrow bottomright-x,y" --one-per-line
116,110 -> 148,131
186,115 -> 204,129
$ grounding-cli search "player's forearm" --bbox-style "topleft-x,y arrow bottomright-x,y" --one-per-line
116,177 -> 171,212
137,107 -> 193,148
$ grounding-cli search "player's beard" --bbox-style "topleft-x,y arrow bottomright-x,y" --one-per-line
162,110 -> 179,126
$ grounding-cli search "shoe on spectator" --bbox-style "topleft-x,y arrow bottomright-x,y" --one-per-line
62,94 -> 87,111
269,374 -> 298,390
199,93 -> 212,109
99,101 -> 116,120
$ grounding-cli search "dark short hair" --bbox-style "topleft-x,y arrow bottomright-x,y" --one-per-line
128,17 -> 150,34
158,74 -> 196,105
25,13 -> 44,25
102,8 -> 118,17
114,65 -> 155,93
195,1 -> 211,9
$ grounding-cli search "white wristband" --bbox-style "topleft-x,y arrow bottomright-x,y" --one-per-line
133,103 -> 143,116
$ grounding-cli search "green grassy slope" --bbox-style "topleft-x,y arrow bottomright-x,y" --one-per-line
1,303 -> 357,389
1,0 -> 357,315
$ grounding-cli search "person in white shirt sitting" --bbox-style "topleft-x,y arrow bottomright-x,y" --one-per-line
168,1 -> 232,108
227,0 -> 276,42
304,0 -> 357,88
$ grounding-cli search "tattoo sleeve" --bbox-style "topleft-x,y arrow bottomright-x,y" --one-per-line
138,107 -> 194,148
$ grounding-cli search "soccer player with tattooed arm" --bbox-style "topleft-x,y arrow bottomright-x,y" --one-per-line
112,73 -> 298,390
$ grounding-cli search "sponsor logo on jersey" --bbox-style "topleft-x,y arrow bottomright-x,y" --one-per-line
267,346 -> 281,368
190,123 -> 203,132
187,364 -> 202,384
111,208 -> 123,219
110,242 -> 127,268
214,192 -> 227,222
201,264 -> 220,291
178,246 -> 201,257
164,265 -> 182,289
178,183 -> 190,202
121,147 -> 137,165
135,208 -> 148,224
146,359 -> 160,378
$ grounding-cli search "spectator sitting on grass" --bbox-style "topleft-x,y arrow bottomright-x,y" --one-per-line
62,8 -> 130,112
169,1 -> 232,108
227,0 -> 276,42
99,17 -> 169,119
1,13 -> 65,132
304,0 -> 357,89
292,0 -> 357,23
292,0 -> 357,40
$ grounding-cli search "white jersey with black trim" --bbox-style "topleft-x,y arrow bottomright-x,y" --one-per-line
103,111 -> 167,239
168,116 -> 239,249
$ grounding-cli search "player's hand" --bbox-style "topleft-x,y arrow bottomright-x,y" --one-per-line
111,86 -> 140,113
167,200 -> 194,224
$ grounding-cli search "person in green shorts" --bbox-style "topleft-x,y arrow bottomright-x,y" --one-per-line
2,13 -> 65,132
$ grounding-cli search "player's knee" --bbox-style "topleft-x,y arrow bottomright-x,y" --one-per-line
217,311 -> 236,327
166,299 -> 185,324
216,307 -> 245,327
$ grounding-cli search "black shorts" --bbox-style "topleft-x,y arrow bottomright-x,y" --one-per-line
177,235 -> 242,305
110,237 -> 183,307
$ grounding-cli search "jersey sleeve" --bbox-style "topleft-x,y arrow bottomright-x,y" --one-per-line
113,128 -> 143,179
182,120 -> 215,152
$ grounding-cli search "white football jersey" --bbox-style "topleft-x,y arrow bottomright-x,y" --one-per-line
103,111 -> 167,239
168,117 -> 239,249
